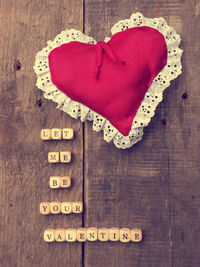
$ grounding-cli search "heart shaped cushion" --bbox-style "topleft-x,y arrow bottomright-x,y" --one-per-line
34,12 -> 183,149
48,26 -> 167,136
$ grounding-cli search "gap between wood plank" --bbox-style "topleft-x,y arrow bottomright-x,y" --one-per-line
82,2 -> 86,267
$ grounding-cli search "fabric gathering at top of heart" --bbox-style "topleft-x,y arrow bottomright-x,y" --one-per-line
34,12 -> 183,149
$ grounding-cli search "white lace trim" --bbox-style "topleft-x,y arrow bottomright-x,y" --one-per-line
33,12 -> 183,149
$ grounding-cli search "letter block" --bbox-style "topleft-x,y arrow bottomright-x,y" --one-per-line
87,228 -> 98,241
60,176 -> 71,188
43,227 -> 142,242
55,229 -> 66,242
48,152 -> 59,163
40,202 -> 50,215
98,228 -> 109,241
60,152 -> 71,163
41,129 -> 51,140
72,202 -> 83,214
63,128 -> 74,140
120,228 -> 131,243
131,228 -> 142,242
109,228 -> 120,241
44,229 -> 55,242
50,202 -> 61,214
61,202 -> 72,214
49,176 -> 60,189
77,228 -> 87,242
51,128 -> 62,140
66,229 -> 77,242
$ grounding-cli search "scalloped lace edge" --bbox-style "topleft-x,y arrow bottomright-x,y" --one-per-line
33,12 -> 183,149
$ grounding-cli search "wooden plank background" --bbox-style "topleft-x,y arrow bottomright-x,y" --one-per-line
0,0 -> 200,266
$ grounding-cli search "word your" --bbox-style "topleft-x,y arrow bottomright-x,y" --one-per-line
41,128 -> 74,140
44,228 -> 142,243
40,201 -> 83,215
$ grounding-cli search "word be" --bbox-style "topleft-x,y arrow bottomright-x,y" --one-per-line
44,227 -> 142,243
48,152 -> 71,163
40,201 -> 83,215
49,176 -> 71,189
41,128 -> 74,140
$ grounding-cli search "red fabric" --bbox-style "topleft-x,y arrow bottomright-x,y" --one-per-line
49,26 -> 167,136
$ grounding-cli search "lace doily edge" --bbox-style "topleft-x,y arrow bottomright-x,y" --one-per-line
33,12 -> 183,149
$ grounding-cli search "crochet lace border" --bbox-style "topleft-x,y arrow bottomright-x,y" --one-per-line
34,12 -> 183,149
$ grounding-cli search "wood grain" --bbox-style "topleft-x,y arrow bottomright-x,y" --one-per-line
84,0 -> 200,266
0,1 -> 83,267
1,0 -> 200,267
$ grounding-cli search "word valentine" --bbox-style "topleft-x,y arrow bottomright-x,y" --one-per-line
41,128 -> 74,140
40,201 -> 83,215
44,228 -> 142,243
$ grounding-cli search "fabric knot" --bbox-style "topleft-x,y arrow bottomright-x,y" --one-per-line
94,41 -> 125,79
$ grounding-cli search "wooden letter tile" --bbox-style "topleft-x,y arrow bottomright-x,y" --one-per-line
77,228 -> 87,242
60,152 -> 71,163
60,176 -> 71,188
61,202 -> 72,214
44,229 -> 55,242
87,228 -> 98,241
98,228 -> 109,241
62,128 -> 74,140
40,202 -> 50,215
66,228 -> 77,242
130,228 -> 142,242
55,229 -> 66,242
109,228 -> 120,241
72,202 -> 83,214
49,176 -> 60,189
51,128 -> 62,140
50,202 -> 61,214
41,129 -> 51,140
120,228 -> 131,243
48,152 -> 59,163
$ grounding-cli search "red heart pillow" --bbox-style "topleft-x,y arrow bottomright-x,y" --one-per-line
48,26 -> 167,136
34,13 -> 182,149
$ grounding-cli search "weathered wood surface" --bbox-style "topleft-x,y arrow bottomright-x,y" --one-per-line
84,0 -> 200,267
0,1 -> 84,267
0,0 -> 200,267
